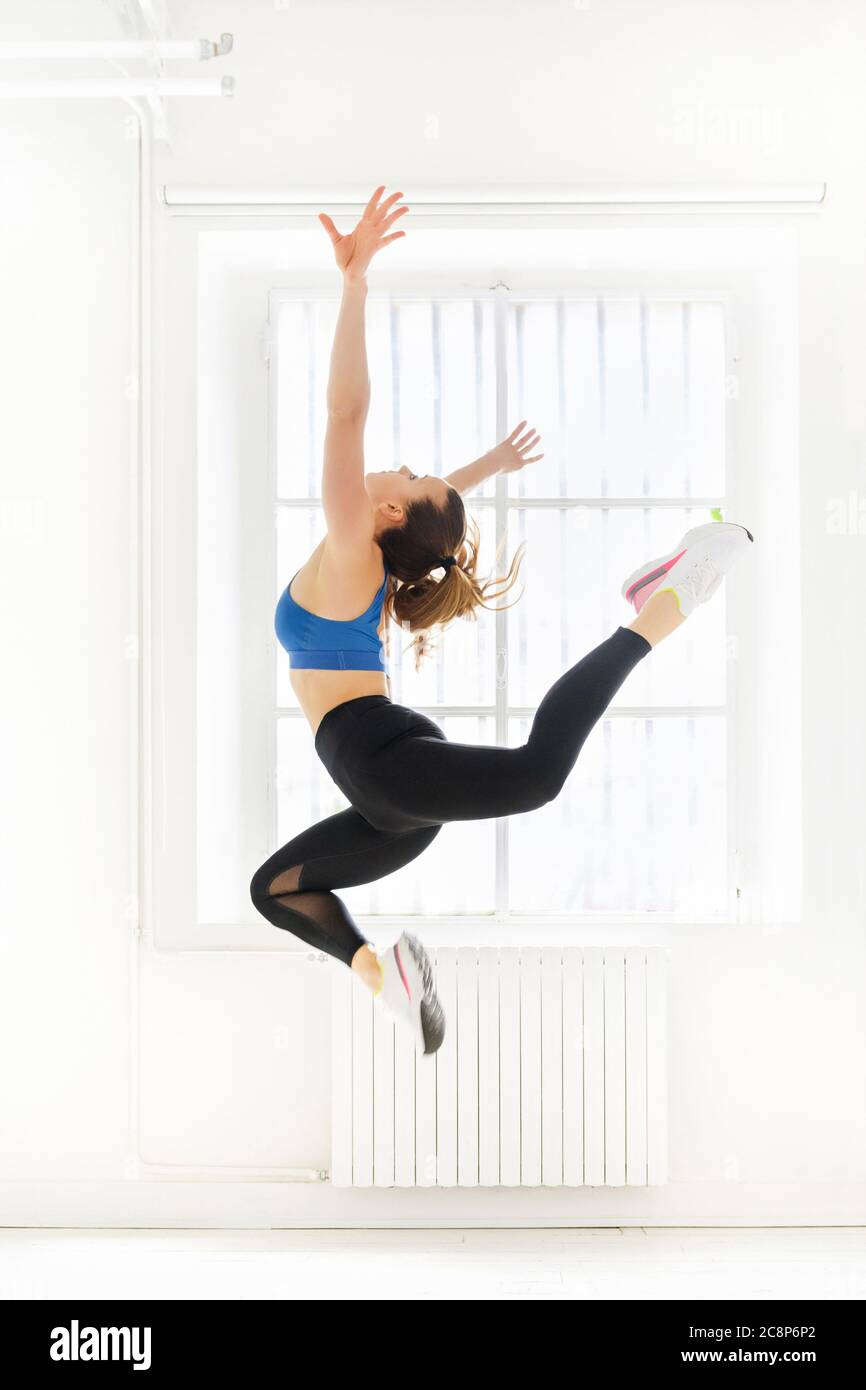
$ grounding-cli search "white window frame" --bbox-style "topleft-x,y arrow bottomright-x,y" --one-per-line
150,220 -> 800,951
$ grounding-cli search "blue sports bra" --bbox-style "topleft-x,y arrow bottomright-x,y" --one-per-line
274,564 -> 389,672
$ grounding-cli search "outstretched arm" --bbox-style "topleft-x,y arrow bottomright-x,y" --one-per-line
444,420 -> 544,495
318,186 -> 408,543
325,279 -> 371,422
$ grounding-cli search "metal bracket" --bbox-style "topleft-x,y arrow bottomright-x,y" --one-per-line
197,34 -> 234,59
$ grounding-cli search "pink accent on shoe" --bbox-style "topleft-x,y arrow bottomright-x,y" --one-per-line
632,571 -> 668,613
393,942 -> 412,1000
626,548 -> 687,612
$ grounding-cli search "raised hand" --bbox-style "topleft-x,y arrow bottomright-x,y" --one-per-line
318,185 -> 409,283
490,421 -> 544,474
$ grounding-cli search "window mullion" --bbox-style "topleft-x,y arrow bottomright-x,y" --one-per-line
276,495 -> 726,509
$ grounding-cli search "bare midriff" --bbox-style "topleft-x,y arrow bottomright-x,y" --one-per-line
286,538 -> 392,736
290,665 -> 390,738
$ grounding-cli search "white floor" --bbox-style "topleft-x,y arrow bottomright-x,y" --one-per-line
1,1227 -> 865,1300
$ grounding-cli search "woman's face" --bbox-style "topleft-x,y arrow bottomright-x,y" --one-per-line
365,465 -> 452,519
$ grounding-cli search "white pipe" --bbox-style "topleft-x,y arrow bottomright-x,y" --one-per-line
121,96 -> 149,1196
134,1163 -> 328,1182
0,35 -> 233,59
160,182 -> 827,210
0,76 -> 233,98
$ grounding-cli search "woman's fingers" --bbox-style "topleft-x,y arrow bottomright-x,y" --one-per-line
376,189 -> 404,220
381,205 -> 409,231
379,230 -> 406,246
505,422 -> 543,457
362,184 -> 386,219
318,212 -> 341,244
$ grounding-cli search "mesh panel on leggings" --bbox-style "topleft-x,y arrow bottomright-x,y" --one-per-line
252,862 -> 367,967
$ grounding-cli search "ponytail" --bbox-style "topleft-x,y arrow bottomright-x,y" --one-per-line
378,490 -> 525,671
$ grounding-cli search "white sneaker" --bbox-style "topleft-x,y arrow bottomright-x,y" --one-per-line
621,521 -> 754,618
375,932 -> 446,1056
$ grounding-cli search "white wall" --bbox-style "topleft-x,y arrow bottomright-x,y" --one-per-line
1,0 -> 864,1225
0,89 -> 135,1171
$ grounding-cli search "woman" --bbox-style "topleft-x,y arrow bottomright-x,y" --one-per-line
250,185 -> 753,1055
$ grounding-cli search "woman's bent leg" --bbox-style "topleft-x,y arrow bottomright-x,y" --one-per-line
249,807 -> 441,966
370,626 -> 651,825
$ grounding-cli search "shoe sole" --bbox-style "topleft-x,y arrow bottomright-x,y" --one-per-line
379,941 -> 428,1053
621,522 -> 754,604
403,934 -> 446,1057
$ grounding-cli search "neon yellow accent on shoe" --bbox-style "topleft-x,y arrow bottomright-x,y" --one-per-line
372,956 -> 385,997
710,506 -> 724,523
657,585 -> 682,612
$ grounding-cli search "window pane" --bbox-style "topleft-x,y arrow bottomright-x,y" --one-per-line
277,296 -> 497,500
277,715 -> 346,838
276,299 -> 339,499
507,506 -> 726,709
507,298 -> 725,499
365,298 -> 497,496
508,714 -> 727,915
277,716 -> 495,917
439,299 -> 497,496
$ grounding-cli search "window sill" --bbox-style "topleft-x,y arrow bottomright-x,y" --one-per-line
152,905 -> 800,953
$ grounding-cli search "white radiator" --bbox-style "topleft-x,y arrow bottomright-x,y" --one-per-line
331,946 -> 668,1187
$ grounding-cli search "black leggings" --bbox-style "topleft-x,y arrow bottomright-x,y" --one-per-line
250,625 -> 649,965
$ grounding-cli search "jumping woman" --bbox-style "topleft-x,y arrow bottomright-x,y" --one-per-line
250,185 -> 754,1055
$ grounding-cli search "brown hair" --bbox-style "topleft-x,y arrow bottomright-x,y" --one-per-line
378,487 -> 524,669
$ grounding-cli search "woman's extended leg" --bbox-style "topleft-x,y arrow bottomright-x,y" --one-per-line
361,521 -> 752,829
365,623 -> 652,828
249,808 -> 440,977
